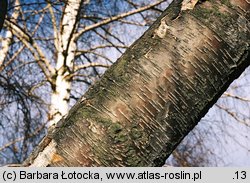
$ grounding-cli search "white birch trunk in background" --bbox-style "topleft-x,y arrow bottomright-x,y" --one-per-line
49,0 -> 82,126
0,0 -> 20,68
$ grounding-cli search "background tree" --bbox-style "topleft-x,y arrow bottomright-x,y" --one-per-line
1,0 -> 250,166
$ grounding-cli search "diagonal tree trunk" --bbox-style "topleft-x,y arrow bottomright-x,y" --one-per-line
23,0 -> 250,167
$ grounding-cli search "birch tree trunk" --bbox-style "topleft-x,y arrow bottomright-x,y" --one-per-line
0,0 -> 19,68
49,0 -> 82,126
23,0 -> 250,167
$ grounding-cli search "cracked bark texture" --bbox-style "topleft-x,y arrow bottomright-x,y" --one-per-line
23,0 -> 250,167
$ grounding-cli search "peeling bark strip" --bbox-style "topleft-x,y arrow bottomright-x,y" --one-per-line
23,0 -> 250,166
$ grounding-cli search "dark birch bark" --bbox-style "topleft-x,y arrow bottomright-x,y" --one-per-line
23,0 -> 250,167
0,0 -> 8,32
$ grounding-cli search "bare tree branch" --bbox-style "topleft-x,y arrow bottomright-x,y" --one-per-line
74,0 -> 165,40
